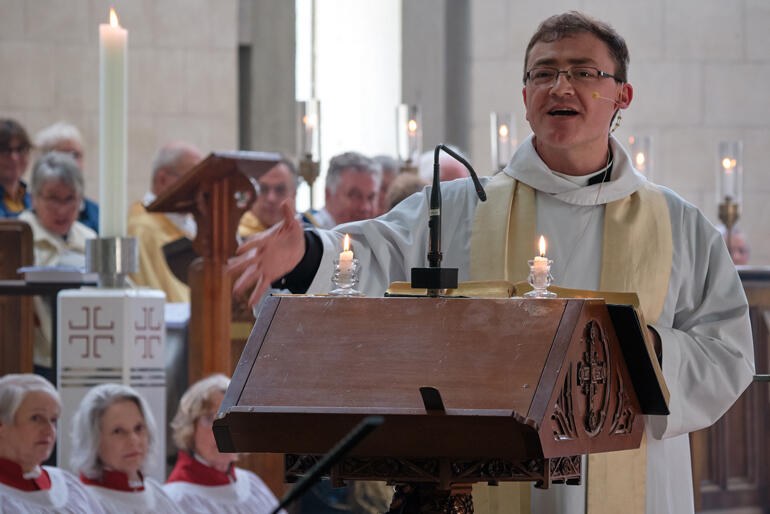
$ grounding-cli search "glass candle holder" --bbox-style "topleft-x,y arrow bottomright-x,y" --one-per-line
329,258 -> 365,297
628,135 -> 652,178
396,104 -> 422,170
490,112 -> 517,171
524,258 -> 556,298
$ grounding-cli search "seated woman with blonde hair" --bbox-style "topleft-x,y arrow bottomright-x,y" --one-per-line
71,383 -> 180,513
0,374 -> 104,513
164,374 -> 284,513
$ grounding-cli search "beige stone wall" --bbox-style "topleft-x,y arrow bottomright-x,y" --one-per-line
469,0 -> 770,264
0,0 -> 238,210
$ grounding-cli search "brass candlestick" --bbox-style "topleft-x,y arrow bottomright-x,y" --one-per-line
299,154 -> 320,209
399,159 -> 418,174
718,197 -> 740,256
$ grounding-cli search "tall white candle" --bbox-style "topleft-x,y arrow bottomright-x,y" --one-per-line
99,9 -> 128,238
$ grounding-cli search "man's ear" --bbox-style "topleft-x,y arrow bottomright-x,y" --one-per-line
617,83 -> 633,110
522,87 -> 530,122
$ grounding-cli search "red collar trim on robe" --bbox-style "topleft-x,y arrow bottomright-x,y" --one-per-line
0,457 -> 51,491
166,451 -> 236,486
80,469 -> 145,492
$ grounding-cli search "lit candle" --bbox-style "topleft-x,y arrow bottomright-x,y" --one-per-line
339,233 -> 354,273
721,157 -> 737,199
301,111 -> 316,156
99,8 -> 128,238
533,235 -> 548,286
407,118 -> 418,158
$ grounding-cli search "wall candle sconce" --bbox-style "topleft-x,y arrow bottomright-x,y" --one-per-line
297,99 -> 321,208
717,140 -> 743,256
490,112 -> 517,171
628,135 -> 652,179
396,104 -> 422,173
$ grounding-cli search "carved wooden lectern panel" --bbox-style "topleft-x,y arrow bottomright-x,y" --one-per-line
540,301 -> 643,459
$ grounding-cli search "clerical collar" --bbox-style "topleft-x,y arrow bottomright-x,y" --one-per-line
0,457 -> 51,491
166,451 -> 236,486
549,148 -> 614,187
80,468 -> 145,492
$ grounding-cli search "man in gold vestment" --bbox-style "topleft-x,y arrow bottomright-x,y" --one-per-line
127,141 -> 202,303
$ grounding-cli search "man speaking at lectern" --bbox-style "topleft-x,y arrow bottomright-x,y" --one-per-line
229,12 -> 754,514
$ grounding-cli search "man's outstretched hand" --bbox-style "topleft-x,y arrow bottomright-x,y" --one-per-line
228,201 -> 307,306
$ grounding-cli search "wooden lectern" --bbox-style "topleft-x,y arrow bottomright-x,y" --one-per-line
215,295 -> 667,498
147,151 -> 280,382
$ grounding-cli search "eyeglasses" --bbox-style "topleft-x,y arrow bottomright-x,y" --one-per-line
0,144 -> 31,157
525,66 -> 621,87
38,194 -> 79,208
256,183 -> 289,198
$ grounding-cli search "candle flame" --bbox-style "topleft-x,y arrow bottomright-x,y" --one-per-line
498,124 -> 509,138
539,235 -> 546,257
628,136 -> 635,144
302,113 -> 316,128
721,157 -> 736,170
635,152 -> 646,167
407,119 -> 418,133
343,233 -> 351,252
109,8 -> 119,27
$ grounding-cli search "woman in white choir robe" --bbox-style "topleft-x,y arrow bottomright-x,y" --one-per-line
71,383 -> 181,513
0,373 -> 105,513
164,374 -> 284,514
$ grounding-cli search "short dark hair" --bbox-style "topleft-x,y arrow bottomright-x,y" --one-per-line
0,118 -> 32,150
523,11 -> 630,85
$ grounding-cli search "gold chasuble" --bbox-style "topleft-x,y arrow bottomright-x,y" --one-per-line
127,202 -> 191,303
469,171 -> 672,514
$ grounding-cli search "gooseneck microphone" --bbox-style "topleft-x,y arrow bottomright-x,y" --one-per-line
411,144 -> 487,297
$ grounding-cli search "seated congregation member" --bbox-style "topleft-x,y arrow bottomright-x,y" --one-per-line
417,145 -> 470,183
719,224 -> 750,265
306,151 -> 382,229
18,152 -> 97,374
384,173 -> 427,212
372,154 -> 399,216
71,383 -> 181,513
164,374 -> 284,513
35,121 -> 99,233
0,374 -> 104,513
238,158 -> 300,238
0,118 -> 32,218
127,141 -> 202,303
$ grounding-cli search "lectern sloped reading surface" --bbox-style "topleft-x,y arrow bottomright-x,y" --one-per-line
214,295 -> 667,488
147,151 -> 281,381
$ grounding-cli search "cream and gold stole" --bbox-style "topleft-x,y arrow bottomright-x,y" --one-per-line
469,172 -> 672,514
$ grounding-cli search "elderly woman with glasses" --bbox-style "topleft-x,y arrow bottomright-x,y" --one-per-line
71,383 -> 180,513
0,374 -> 104,513
35,121 -> 99,233
17,151 -> 97,375
164,374 -> 283,513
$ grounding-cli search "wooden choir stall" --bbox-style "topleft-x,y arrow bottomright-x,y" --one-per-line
213,294 -> 668,512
